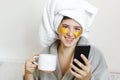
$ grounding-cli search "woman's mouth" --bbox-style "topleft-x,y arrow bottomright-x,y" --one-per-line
64,37 -> 74,43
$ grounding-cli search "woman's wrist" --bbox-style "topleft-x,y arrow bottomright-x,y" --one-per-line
24,70 -> 34,80
25,69 -> 33,74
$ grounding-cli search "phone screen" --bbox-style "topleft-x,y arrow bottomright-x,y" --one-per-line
72,45 -> 90,70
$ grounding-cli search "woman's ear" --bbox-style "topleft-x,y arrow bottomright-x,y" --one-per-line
56,33 -> 60,40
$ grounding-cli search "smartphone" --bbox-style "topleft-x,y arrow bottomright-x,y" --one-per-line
72,45 -> 91,70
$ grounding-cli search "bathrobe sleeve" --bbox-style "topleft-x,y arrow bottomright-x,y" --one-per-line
89,45 -> 111,80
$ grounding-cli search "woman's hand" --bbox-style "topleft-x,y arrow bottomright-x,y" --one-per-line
25,53 -> 39,74
24,53 -> 39,80
70,54 -> 92,80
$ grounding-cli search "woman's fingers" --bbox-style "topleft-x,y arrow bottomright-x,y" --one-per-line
70,68 -> 82,79
80,54 -> 90,66
80,54 -> 92,71
26,58 -> 37,69
29,53 -> 40,65
25,53 -> 40,74
31,53 -> 40,59
70,63 -> 86,76
73,58 -> 87,71
70,54 -> 92,79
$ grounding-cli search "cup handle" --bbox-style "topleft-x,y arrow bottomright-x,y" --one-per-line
33,56 -> 39,65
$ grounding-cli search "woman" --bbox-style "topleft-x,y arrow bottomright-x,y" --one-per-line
24,0 -> 111,80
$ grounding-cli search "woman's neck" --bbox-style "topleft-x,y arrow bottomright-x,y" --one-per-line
58,43 -> 76,57
58,43 -> 76,76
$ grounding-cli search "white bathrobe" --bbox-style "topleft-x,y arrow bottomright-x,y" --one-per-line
34,37 -> 111,80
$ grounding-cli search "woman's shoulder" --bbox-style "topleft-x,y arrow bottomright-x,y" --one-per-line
89,44 -> 108,68
77,37 -> 105,60
89,45 -> 104,60
77,37 -> 104,59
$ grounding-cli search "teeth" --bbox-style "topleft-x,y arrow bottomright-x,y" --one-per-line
67,38 -> 72,40
65,37 -> 74,41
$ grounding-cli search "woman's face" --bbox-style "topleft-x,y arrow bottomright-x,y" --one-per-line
58,18 -> 83,47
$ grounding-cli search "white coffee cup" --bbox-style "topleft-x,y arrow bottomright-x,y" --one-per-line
34,54 -> 57,72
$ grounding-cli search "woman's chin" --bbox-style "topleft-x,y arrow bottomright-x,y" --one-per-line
64,42 -> 75,48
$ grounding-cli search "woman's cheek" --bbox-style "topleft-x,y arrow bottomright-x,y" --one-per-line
74,31 -> 82,38
59,27 -> 68,34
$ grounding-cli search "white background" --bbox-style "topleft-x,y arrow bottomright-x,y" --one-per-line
0,0 -> 120,72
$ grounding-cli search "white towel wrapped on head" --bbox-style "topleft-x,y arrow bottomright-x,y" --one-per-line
39,0 -> 98,48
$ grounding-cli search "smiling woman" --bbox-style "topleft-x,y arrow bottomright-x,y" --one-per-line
58,17 -> 82,47
24,0 -> 111,80
0,0 -> 120,80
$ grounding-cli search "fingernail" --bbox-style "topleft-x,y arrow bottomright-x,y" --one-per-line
81,54 -> 83,57
74,59 -> 76,61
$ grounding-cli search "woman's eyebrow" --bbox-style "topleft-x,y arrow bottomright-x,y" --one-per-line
73,26 -> 82,29
62,24 -> 69,26
75,26 -> 81,27
62,24 -> 82,28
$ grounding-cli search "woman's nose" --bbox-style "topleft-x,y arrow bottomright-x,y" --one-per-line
67,29 -> 74,37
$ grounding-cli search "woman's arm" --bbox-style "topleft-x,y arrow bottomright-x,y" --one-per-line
24,71 -> 34,80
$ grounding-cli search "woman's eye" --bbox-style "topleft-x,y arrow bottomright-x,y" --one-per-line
75,28 -> 81,31
62,24 -> 68,28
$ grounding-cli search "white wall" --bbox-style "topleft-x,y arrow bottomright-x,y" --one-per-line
87,0 -> 120,72
0,0 -> 46,62
0,0 -> 120,71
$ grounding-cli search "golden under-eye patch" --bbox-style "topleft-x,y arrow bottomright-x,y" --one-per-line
74,31 -> 81,37
59,26 -> 68,34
